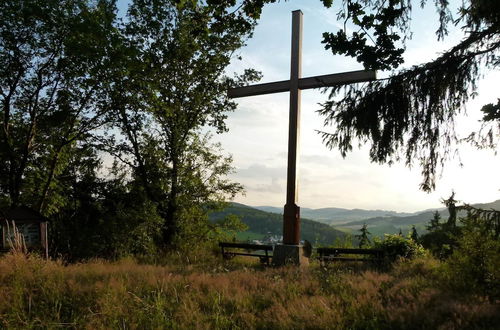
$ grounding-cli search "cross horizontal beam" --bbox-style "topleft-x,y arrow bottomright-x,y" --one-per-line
228,70 -> 376,99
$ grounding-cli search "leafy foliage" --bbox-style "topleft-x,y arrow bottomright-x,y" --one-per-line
104,0 -> 265,247
442,205 -> 500,298
318,0 -> 500,191
322,0 -> 410,70
0,0 -> 119,211
1,0 -> 272,258
374,234 -> 425,261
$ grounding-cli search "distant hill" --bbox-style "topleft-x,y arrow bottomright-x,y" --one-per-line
339,199 -> 500,236
253,205 -> 415,225
252,199 -> 500,237
209,203 -> 345,245
212,199 -> 499,241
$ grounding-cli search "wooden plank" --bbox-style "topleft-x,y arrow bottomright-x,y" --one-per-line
298,70 -> 376,90
317,247 -> 383,255
219,242 -> 273,250
226,252 -> 273,257
283,10 -> 303,245
227,80 -> 290,98
227,70 -> 376,99
322,257 -> 375,262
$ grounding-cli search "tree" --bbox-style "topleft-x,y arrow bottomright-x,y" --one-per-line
48,148 -> 164,261
0,0 -> 119,213
107,0 -> 260,247
317,0 -> 500,191
355,223 -> 371,248
443,192 -> 458,228
444,204 -> 500,298
409,225 -> 418,242
421,193 -> 466,258
427,210 -> 442,231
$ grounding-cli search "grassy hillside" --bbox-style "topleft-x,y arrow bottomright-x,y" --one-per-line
1,253 -> 497,329
209,203 -> 345,245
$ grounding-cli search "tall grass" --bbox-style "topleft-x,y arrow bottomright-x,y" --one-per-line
5,221 -> 28,255
0,253 -> 498,329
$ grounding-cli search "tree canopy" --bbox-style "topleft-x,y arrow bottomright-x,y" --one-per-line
0,0 -> 264,257
317,0 -> 499,191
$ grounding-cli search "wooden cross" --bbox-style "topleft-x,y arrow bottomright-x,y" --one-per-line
228,10 -> 376,245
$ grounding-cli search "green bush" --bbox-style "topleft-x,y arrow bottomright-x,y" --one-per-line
374,234 -> 426,262
441,215 -> 500,299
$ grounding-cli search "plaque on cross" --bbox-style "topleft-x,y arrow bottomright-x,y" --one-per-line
228,10 -> 376,246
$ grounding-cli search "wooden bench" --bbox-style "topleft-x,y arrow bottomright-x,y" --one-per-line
316,247 -> 385,265
219,242 -> 273,265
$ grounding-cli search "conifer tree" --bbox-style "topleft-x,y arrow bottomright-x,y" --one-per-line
427,211 -> 442,231
317,0 -> 500,191
443,192 -> 459,228
355,223 -> 371,248
410,225 -> 419,242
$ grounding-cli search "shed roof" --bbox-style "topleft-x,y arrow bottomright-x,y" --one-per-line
0,206 -> 48,223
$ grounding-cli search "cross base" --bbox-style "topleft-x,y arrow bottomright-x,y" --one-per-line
272,244 -> 310,266
283,203 -> 300,245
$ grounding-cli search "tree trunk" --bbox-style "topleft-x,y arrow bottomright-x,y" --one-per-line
163,155 -> 179,247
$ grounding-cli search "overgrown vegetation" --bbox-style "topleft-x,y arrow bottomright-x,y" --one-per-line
0,0 -> 264,259
0,251 -> 498,329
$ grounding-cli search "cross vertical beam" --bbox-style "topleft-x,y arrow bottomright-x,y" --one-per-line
226,10 -> 376,253
283,10 -> 302,245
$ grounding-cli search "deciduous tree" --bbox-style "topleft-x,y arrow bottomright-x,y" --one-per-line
0,0 -> 119,213
108,0 -> 260,247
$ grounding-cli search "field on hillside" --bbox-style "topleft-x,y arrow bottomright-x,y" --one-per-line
1,252 -> 498,329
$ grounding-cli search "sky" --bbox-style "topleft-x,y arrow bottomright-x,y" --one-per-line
116,0 -> 499,212
210,0 -> 500,212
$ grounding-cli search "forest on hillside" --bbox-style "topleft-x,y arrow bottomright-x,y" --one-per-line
209,203 -> 346,244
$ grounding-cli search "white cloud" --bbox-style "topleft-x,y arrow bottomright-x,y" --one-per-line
216,0 -> 500,212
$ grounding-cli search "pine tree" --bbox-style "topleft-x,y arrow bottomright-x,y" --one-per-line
427,211 -> 442,231
317,0 -> 500,191
410,225 -> 419,242
355,224 -> 371,248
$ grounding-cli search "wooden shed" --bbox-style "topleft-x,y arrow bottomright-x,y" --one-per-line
0,206 -> 49,258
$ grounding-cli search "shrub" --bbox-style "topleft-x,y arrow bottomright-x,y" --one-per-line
441,214 -> 500,299
374,234 -> 426,262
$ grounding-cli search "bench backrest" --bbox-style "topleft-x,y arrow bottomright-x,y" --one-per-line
317,247 -> 384,255
219,242 -> 273,251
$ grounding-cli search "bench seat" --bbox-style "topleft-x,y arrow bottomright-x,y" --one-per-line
219,242 -> 273,265
317,247 -> 384,265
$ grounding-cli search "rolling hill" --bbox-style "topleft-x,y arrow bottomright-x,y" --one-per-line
209,203 -> 345,245
338,199 -> 500,236
254,205 -> 415,225
252,199 -> 500,237
210,199 -> 499,241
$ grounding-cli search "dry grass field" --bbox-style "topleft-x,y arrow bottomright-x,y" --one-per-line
0,251 -> 498,329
